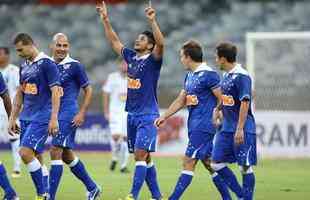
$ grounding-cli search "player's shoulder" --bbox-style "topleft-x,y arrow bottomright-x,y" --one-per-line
232,64 -> 250,77
58,56 -> 80,66
35,52 -> 53,64
194,63 -> 218,77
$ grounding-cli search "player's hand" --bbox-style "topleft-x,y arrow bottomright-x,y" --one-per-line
145,7 -> 156,21
212,108 -> 223,127
72,112 -> 85,127
48,117 -> 59,136
104,111 -> 110,122
234,129 -> 244,145
96,0 -> 108,20
8,119 -> 20,136
154,116 -> 166,128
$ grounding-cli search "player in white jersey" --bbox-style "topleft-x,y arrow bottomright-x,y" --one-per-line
0,47 -> 22,178
102,59 -> 129,173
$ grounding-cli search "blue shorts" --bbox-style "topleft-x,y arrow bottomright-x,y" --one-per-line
127,114 -> 158,153
20,121 -> 49,154
185,131 -> 215,160
51,121 -> 77,149
20,120 -> 32,142
211,131 -> 257,166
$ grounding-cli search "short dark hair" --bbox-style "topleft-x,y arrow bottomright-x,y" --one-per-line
13,33 -> 34,45
141,30 -> 155,47
0,47 -> 10,55
216,42 -> 237,63
181,40 -> 203,62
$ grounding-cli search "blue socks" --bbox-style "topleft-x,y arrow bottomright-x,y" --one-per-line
49,160 -> 63,200
0,163 -> 16,197
42,165 -> 49,194
27,158 -> 45,195
69,157 -> 96,192
145,162 -> 162,199
212,172 -> 232,200
169,170 -> 193,200
242,171 -> 255,200
130,161 -> 147,199
216,166 -> 243,198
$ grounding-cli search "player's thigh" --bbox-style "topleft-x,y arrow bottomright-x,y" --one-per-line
211,132 -> 236,163
20,120 -> 31,142
185,131 -> 215,161
127,114 -> 137,153
52,120 -> 76,149
20,121 -> 49,154
135,114 -> 158,153
234,132 -> 257,166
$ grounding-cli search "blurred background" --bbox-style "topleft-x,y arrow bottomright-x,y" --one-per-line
0,0 -> 309,157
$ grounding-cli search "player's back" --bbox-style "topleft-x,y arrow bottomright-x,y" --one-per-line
57,56 -> 89,121
221,64 -> 256,133
0,64 -> 19,100
19,52 -> 60,123
122,48 -> 162,115
184,63 -> 220,133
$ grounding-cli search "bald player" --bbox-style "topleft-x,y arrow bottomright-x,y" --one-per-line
48,33 -> 101,200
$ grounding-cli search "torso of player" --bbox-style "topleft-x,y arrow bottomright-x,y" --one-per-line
104,72 -> 127,115
122,48 -> 162,115
57,55 -> 89,122
221,64 -> 256,133
19,52 -> 59,122
184,63 -> 220,133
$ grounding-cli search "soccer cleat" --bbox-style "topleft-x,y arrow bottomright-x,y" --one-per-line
150,198 -> 167,200
11,171 -> 21,178
87,187 -> 101,200
3,194 -> 19,200
120,167 -> 130,173
110,160 -> 117,171
34,196 -> 47,200
124,194 -> 135,200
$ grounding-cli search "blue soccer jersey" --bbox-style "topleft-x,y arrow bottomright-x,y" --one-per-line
184,63 -> 220,133
57,56 -> 90,122
19,52 -> 60,123
221,64 -> 256,133
121,47 -> 162,115
0,72 -> 8,96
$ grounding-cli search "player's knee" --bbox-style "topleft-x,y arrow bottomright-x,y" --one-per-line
62,149 -> 75,164
239,165 -> 253,174
182,157 -> 196,171
134,149 -> 148,161
210,162 -> 226,171
19,147 -> 34,163
112,134 -> 121,142
50,146 -> 63,160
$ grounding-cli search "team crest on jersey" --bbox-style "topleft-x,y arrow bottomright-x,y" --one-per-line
127,77 -> 141,89
186,95 -> 199,106
222,95 -> 235,106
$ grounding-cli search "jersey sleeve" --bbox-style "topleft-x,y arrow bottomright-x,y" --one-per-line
205,71 -> 221,90
150,53 -> 163,70
0,73 -> 8,96
43,59 -> 60,88
236,75 -> 252,101
121,47 -> 136,64
74,63 -> 90,88
102,74 -> 112,93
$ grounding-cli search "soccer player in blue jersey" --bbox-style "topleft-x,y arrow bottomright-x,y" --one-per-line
97,1 -> 164,199
48,33 -> 101,200
0,73 -> 19,200
8,33 -> 61,200
211,42 -> 257,200
154,40 -> 231,200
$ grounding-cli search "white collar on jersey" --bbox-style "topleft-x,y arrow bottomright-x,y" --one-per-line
55,55 -> 79,65
193,62 -> 213,73
228,63 -> 248,74
134,53 -> 151,60
31,52 -> 51,63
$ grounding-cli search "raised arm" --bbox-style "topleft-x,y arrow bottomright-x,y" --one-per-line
145,6 -> 164,59
97,1 -> 124,56
154,90 -> 186,128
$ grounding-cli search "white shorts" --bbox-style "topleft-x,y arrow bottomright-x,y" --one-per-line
109,113 -> 127,136
0,113 -> 20,140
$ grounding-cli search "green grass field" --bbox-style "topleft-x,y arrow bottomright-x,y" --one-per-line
0,151 -> 309,200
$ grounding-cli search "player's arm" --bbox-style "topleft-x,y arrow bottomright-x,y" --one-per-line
8,86 -> 23,135
235,100 -> 250,145
49,85 -> 61,135
154,90 -> 186,127
102,90 -> 110,121
145,6 -> 164,59
72,85 -> 93,127
97,1 -> 124,56
1,91 -> 12,119
212,87 -> 223,126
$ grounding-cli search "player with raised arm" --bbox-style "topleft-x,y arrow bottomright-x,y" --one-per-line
211,42 -> 257,200
102,58 -> 130,173
154,40 -> 231,200
0,72 -> 19,200
8,33 -> 61,200
48,33 -> 101,200
0,47 -> 22,178
97,1 -> 165,199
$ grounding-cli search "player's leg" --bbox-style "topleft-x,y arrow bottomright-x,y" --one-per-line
10,138 -> 22,178
35,153 -> 49,196
0,161 -> 18,199
48,146 -> 64,200
145,154 -> 162,200
235,133 -> 257,200
109,134 -> 121,171
211,132 -> 243,199
168,156 -> 197,200
120,136 -> 130,173
19,122 -> 49,197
